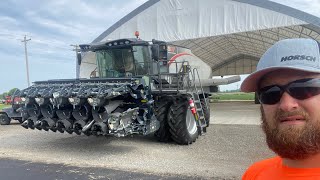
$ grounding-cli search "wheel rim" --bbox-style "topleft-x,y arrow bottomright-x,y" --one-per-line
186,109 -> 197,135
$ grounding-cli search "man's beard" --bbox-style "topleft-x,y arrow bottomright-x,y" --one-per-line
261,106 -> 320,160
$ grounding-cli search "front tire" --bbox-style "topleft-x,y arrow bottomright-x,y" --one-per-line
154,99 -> 172,142
168,97 -> 198,145
0,114 -> 11,125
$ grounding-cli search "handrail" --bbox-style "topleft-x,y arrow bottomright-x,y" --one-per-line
192,68 -> 208,109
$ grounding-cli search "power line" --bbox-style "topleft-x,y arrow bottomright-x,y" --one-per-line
21,35 -> 31,87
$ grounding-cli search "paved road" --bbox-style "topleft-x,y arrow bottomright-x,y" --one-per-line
0,101 -> 274,179
0,158 -> 194,180
212,101 -> 261,125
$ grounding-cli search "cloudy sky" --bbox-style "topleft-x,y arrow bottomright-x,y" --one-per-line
0,0 -> 319,93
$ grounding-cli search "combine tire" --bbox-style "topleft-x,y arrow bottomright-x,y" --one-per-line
0,114 -> 11,125
201,98 -> 210,127
168,98 -> 198,145
154,100 -> 172,142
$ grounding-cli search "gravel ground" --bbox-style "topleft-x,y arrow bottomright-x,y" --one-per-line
0,101 -> 274,179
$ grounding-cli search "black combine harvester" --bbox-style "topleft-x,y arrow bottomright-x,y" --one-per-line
12,38 -> 213,144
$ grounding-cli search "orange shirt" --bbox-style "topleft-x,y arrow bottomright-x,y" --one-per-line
242,156 -> 320,180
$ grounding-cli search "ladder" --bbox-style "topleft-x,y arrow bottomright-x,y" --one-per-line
190,68 -> 209,134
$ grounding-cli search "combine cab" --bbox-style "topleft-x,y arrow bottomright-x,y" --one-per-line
13,38 -> 216,144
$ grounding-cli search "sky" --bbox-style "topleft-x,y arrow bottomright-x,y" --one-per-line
0,0 -> 319,93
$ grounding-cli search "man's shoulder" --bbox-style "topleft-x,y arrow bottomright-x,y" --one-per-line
249,156 -> 281,169
242,156 -> 281,180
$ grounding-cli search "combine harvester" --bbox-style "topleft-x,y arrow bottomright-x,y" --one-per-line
13,35 -> 239,144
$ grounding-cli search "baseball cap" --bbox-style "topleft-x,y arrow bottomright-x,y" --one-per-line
241,38 -> 320,92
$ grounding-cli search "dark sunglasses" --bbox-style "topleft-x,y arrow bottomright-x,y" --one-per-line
258,78 -> 320,105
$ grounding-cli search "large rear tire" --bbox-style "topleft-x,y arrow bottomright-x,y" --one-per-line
154,99 -> 172,142
0,114 -> 11,125
168,97 -> 198,145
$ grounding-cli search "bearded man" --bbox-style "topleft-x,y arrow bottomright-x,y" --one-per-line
241,38 -> 320,179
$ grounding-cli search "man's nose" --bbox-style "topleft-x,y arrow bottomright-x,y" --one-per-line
278,92 -> 299,111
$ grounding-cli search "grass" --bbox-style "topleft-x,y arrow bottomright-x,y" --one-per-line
0,104 -> 11,110
210,92 -> 255,101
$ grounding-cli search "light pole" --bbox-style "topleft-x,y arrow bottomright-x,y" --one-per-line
70,44 -> 79,79
21,35 -> 31,87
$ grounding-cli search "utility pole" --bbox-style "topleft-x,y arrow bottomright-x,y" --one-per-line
70,44 -> 80,79
21,35 -> 31,87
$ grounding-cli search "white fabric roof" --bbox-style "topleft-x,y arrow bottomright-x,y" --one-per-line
92,0 -> 320,76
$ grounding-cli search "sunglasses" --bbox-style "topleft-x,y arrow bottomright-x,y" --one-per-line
258,78 -> 320,105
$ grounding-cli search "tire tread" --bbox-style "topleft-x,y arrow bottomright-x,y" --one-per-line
168,97 -> 198,145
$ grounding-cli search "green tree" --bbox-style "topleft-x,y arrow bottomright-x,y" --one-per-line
0,88 -> 19,99
0,92 -> 8,99
8,88 -> 19,96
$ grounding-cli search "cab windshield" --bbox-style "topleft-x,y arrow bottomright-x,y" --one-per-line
96,46 -> 150,78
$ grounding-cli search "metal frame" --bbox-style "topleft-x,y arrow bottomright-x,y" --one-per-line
90,0 -> 320,76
